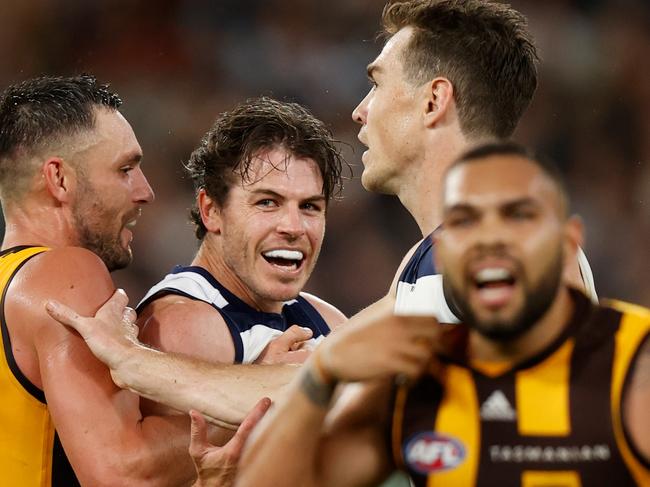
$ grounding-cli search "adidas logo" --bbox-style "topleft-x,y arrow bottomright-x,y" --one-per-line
480,390 -> 516,421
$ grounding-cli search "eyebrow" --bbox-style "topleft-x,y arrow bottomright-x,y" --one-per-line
124,151 -> 143,164
444,197 -> 541,214
501,197 -> 540,211
249,188 -> 326,202
444,203 -> 478,215
366,63 -> 381,79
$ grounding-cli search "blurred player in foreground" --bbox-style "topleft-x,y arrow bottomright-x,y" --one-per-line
236,142 -> 650,487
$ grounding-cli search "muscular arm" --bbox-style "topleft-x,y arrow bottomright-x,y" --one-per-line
623,334 -> 650,463
47,290 -> 302,426
236,299 -> 439,487
236,366 -> 393,487
137,297 -> 237,416
13,248 -> 199,486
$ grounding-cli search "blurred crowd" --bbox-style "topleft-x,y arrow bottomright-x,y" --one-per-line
1,0 -> 648,314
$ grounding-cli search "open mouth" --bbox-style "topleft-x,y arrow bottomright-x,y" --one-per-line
471,267 -> 517,307
262,249 -> 305,271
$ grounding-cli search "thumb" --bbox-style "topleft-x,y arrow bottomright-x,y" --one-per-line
189,410 -> 209,458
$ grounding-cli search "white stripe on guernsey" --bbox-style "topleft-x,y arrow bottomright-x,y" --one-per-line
137,271 -> 229,309
241,326 -> 325,363
393,247 -> 598,321
577,247 -> 598,303
394,274 -> 460,323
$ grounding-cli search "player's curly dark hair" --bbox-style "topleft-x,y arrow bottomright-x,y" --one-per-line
186,97 -> 346,240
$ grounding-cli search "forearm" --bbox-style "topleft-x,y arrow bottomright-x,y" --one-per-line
236,363 -> 334,487
113,345 -> 300,427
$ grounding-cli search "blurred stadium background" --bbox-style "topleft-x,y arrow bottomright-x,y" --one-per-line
1,0 -> 648,314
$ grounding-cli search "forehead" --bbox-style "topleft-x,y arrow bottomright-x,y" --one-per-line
444,155 -> 560,209
370,26 -> 414,76
72,108 -> 142,167
240,146 -> 324,194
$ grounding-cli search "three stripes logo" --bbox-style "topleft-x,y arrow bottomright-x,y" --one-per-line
480,390 -> 516,421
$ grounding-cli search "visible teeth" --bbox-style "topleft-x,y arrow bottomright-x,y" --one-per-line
125,220 -> 137,229
263,250 -> 304,261
475,267 -> 511,284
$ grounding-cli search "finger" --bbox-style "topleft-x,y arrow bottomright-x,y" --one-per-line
45,300 -> 83,330
225,398 -> 272,455
275,325 -> 313,347
282,349 -> 312,364
189,409 -> 209,458
100,289 -> 130,319
122,306 -> 137,324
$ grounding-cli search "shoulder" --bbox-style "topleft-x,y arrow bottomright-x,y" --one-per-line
138,294 -> 227,338
300,292 -> 347,330
8,246 -> 114,321
137,294 -> 235,362
388,237 -> 428,296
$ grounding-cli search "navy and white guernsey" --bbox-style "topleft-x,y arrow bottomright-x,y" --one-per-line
394,232 -> 598,322
137,266 -> 331,364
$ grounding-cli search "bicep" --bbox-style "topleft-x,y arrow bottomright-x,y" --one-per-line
37,324 -> 143,483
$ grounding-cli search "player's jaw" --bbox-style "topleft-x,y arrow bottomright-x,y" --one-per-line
448,248 -> 564,342
74,203 -> 144,272
445,251 -> 528,339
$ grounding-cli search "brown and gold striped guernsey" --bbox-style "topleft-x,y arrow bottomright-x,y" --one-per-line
392,290 -> 650,486
0,246 -> 80,486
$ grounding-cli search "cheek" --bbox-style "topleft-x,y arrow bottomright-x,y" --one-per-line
307,219 -> 326,247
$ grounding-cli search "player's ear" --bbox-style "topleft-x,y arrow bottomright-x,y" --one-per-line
198,189 -> 222,234
424,77 -> 454,129
42,157 -> 74,203
563,215 -> 584,263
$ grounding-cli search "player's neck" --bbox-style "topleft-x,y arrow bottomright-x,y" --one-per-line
398,133 -> 490,237
1,201 -> 78,250
470,286 -> 574,365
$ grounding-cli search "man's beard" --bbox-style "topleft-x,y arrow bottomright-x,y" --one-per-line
72,183 -> 132,272
444,247 -> 564,342
75,218 -> 132,271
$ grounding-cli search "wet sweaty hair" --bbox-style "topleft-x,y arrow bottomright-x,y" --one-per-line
382,0 -> 538,138
0,74 -> 122,201
186,97 -> 345,240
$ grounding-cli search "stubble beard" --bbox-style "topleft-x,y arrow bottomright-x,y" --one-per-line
444,248 -> 564,343
72,183 -> 132,272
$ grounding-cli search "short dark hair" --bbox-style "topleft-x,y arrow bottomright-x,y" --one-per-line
0,74 -> 122,200
186,97 -> 345,240
449,141 -> 570,213
382,0 -> 538,138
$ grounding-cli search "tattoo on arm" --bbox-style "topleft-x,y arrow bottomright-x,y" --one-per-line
300,366 -> 336,407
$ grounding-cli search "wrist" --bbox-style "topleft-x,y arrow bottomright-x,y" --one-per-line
108,340 -> 142,389
300,353 -> 338,408
313,346 -> 337,385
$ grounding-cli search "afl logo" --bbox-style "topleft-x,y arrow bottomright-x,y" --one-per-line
404,432 -> 466,474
